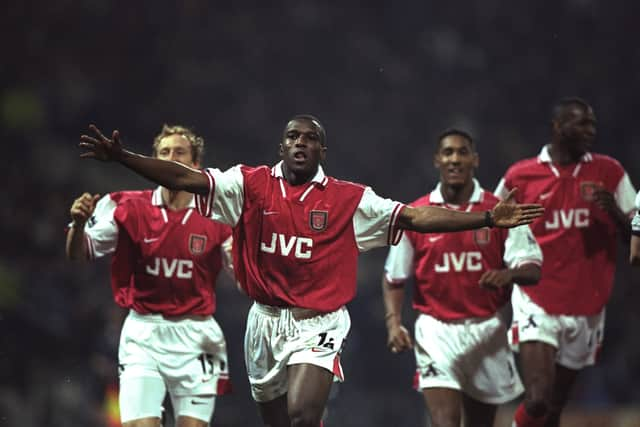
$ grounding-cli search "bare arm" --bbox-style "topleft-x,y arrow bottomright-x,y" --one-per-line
631,235 -> 640,266
382,277 -> 413,353
79,125 -> 209,195
397,188 -> 544,233
478,263 -> 541,290
66,193 -> 100,262
594,188 -> 631,241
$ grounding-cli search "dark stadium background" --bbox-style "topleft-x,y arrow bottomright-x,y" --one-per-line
2,1 -> 639,426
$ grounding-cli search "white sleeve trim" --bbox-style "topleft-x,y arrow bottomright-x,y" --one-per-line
196,166 -> 245,227
615,172 -> 637,215
494,177 -> 509,199
383,233 -> 414,283
503,225 -> 543,269
353,187 -> 405,252
83,194 -> 119,259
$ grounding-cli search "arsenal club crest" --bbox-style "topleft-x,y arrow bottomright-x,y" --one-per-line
473,228 -> 491,245
189,234 -> 207,255
309,210 -> 328,232
580,181 -> 603,202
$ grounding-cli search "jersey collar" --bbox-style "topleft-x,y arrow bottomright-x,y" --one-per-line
537,144 -> 593,163
429,178 -> 483,205
271,161 -> 329,187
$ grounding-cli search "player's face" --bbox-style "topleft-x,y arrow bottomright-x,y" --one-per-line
280,119 -> 327,178
155,135 -> 198,168
554,106 -> 597,156
434,135 -> 478,188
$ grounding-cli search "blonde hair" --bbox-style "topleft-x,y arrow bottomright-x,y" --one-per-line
152,124 -> 204,164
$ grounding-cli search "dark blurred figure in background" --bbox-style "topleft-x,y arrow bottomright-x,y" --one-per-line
77,116 -> 542,427
631,191 -> 640,266
66,125 -> 234,427
494,98 -> 637,427
382,129 -> 543,427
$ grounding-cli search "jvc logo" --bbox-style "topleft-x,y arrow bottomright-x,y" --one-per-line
544,208 -> 589,230
261,233 -> 313,259
146,257 -> 193,279
434,252 -> 482,273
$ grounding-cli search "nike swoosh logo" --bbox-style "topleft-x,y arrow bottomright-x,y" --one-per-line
263,210 -> 279,216
539,192 -> 553,200
143,237 -> 159,243
311,347 -> 325,352
428,236 -> 443,243
191,400 -> 209,405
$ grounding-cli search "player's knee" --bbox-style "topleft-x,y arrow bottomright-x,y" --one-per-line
288,407 -> 322,427
522,393 -> 551,418
428,407 -> 460,427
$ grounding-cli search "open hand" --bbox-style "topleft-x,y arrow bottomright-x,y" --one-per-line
492,188 -> 544,228
79,124 -> 124,161
593,188 -> 617,213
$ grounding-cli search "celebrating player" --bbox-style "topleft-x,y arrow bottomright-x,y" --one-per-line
78,115 -> 544,427
67,125 -> 234,427
495,98 -> 637,427
383,129 -> 542,427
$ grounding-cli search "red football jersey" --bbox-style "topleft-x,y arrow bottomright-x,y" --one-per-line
196,162 -> 405,312
385,180 -> 543,320
495,146 -> 637,315
82,188 -> 232,316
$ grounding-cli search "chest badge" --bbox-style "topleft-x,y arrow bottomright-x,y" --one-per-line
309,210 -> 328,232
473,228 -> 491,246
580,181 -> 603,202
189,234 -> 207,255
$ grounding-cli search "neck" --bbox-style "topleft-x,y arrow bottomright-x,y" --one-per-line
282,163 -> 316,186
161,187 -> 193,210
548,141 -> 583,165
440,181 -> 474,205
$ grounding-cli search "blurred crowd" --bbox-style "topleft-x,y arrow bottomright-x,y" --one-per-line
1,1 -> 640,426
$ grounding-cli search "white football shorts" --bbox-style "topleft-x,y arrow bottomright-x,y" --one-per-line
509,286 -> 605,370
244,303 -> 351,403
118,310 -> 231,423
414,310 -> 524,404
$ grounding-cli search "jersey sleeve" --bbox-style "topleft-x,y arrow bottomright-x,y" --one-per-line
615,172 -> 637,215
494,177 -> 511,200
632,191 -> 640,236
83,194 -> 119,260
383,233 -> 415,284
195,165 -> 245,226
353,187 -> 405,252
503,225 -> 543,269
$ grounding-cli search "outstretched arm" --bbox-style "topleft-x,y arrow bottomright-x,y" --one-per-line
79,125 -> 209,195
398,188 -> 544,233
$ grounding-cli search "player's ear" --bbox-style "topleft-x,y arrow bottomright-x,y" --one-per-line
320,145 -> 327,161
279,143 -> 284,157
433,153 -> 441,169
473,152 -> 479,168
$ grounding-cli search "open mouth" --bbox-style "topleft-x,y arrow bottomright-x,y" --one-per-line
293,151 -> 307,161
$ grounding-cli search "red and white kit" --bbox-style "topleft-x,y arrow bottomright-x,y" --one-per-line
196,162 -> 405,401
81,187 -> 232,422
385,179 -> 542,403
495,146 -> 636,368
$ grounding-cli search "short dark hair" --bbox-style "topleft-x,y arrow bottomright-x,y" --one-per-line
288,114 -> 327,146
552,97 -> 592,121
437,128 -> 474,148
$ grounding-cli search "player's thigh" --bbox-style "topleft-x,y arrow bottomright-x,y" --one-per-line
287,363 -> 334,421
422,387 -> 462,427
171,394 -> 216,427
119,375 -> 166,424
461,394 -> 496,427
